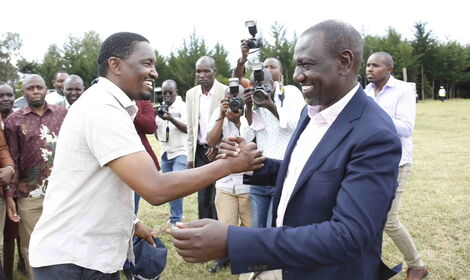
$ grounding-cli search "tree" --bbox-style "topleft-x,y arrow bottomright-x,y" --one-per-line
258,22 -> 297,85
17,58 -> 41,74
62,31 -> 102,87
38,44 -> 66,88
411,22 -> 437,99
362,28 -> 417,82
166,32 -> 210,98
0,32 -> 22,83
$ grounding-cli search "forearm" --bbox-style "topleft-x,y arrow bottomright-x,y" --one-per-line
169,117 -> 187,134
233,58 -> 247,80
206,120 -> 224,147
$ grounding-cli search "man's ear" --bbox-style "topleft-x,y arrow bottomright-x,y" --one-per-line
108,57 -> 122,76
338,49 -> 354,76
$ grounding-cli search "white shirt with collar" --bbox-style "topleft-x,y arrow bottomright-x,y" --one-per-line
155,96 -> 188,160
365,75 -> 416,166
29,77 -> 144,273
45,90 -> 67,107
197,86 -> 215,145
276,84 -> 359,227
207,108 -> 251,194
242,83 -> 305,160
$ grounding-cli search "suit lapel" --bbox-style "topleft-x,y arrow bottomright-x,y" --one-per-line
283,89 -> 367,208
272,107 -> 309,218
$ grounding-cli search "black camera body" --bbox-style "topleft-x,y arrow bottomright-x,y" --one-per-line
154,87 -> 164,104
251,63 -> 271,104
228,78 -> 244,113
156,103 -> 169,117
245,20 -> 263,50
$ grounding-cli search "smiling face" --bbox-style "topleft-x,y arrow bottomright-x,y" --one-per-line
293,32 -> 344,107
0,84 -> 15,114
117,41 -> 158,100
64,78 -> 84,105
22,75 -> 47,108
53,72 -> 69,95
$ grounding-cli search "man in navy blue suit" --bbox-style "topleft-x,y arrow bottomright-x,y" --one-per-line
171,19 -> 402,280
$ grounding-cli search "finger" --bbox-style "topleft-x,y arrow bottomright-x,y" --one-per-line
215,154 -> 227,160
174,247 -> 202,263
218,149 -> 238,157
252,156 -> 266,164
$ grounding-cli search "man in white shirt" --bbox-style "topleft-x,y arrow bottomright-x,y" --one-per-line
155,79 -> 187,226
28,32 -> 263,280
365,51 -> 427,280
45,71 -> 69,107
206,83 -> 251,273
186,56 -> 227,221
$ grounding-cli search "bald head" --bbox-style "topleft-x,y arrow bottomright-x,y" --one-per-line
23,74 -> 46,90
302,19 -> 364,74
263,58 -> 282,82
370,52 -> 394,69
22,74 -> 47,108
196,56 -> 216,69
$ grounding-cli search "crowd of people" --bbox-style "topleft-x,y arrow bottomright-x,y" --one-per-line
0,19 -> 429,280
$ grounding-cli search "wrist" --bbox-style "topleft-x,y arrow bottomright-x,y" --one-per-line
237,58 -> 247,66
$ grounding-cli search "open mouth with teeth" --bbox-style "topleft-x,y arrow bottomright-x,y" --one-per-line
302,85 -> 314,94
144,80 -> 154,90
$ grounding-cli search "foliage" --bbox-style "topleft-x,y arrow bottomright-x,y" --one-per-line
0,32 -> 22,83
38,44 -> 66,88
258,22 -> 297,85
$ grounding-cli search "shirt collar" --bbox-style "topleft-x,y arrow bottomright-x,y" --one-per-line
365,75 -> 397,96
307,83 -> 359,125
198,84 -> 214,97
97,77 -> 138,119
22,102 -> 55,115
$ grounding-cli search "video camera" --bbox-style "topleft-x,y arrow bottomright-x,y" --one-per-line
251,63 -> 272,104
245,20 -> 263,49
154,87 -> 169,117
228,78 -> 244,113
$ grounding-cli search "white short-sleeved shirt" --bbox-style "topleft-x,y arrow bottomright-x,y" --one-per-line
207,108 -> 251,194
29,77 -> 145,273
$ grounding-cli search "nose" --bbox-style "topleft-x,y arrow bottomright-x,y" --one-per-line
150,66 -> 159,79
293,66 -> 305,83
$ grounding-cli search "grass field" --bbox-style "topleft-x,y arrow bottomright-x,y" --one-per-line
13,99 -> 470,279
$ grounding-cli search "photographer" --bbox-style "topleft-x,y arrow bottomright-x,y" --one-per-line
205,81 -> 251,274
242,67 -> 305,235
155,80 -> 188,227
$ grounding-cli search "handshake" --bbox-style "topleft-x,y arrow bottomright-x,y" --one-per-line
216,136 -> 264,174
170,136 -> 264,263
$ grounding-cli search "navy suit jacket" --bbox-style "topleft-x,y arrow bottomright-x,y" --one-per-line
227,88 -> 402,280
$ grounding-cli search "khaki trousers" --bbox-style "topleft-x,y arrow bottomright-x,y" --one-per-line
384,164 -> 425,269
17,196 -> 44,280
215,189 -> 251,227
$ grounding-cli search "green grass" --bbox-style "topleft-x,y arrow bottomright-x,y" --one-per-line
12,99 -> 470,279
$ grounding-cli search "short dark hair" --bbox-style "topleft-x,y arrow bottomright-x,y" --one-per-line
371,51 -> 394,69
53,70 -> 68,81
97,32 -> 149,77
304,20 -> 364,73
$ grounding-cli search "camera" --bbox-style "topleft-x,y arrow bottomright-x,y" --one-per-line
228,78 -> 244,113
251,63 -> 271,104
154,87 -> 164,104
245,20 -> 263,49
156,103 -> 169,117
